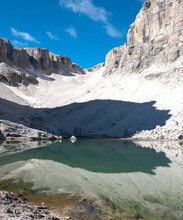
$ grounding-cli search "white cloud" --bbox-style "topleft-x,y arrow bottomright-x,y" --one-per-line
65,27 -> 77,38
11,28 -> 40,43
12,40 -> 28,47
46,31 -> 59,40
104,23 -> 122,38
59,0 -> 122,38
59,0 -> 108,23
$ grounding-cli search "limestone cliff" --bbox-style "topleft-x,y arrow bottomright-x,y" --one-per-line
24,47 -> 84,75
0,38 -> 84,86
104,0 -> 183,74
86,63 -> 105,72
0,0 -> 183,140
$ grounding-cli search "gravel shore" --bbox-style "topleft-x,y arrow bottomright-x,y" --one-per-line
0,190 -> 70,220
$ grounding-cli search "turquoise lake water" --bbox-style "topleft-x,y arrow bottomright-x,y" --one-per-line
0,139 -> 183,219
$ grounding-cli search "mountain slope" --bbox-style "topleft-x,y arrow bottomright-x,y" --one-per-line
0,0 -> 183,140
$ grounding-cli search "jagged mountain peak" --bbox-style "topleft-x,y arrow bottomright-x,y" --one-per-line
0,38 -> 85,86
104,0 -> 183,75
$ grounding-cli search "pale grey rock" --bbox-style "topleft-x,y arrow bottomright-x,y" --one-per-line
0,190 -> 62,220
0,120 -> 59,140
72,63 -> 85,74
86,63 -> 105,72
0,38 -> 30,70
104,0 -> 183,75
0,62 -> 38,86
145,67 -> 183,83
0,38 -> 12,62
132,111 -> 183,140
0,141 -> 54,156
0,82 -> 28,105
133,140 -> 183,165
104,46 -> 123,75
0,37 -> 85,87
25,47 -> 85,75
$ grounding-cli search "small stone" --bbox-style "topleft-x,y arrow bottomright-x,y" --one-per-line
6,208 -> 14,214
37,206 -> 47,210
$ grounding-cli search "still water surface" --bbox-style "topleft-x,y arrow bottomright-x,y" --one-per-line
0,139 -> 183,219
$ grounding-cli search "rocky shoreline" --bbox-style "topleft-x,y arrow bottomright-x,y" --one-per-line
0,190 -> 70,220
0,120 -> 62,141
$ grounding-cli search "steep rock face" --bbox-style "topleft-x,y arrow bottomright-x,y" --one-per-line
0,38 -> 31,70
104,0 -> 183,75
87,63 -> 105,72
105,46 -> 123,75
25,48 -> 84,75
0,38 -> 85,86
0,62 -> 38,86
0,38 -> 12,62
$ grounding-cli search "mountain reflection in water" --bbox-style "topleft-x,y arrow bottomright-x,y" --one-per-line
0,139 -> 183,219
0,140 -> 171,174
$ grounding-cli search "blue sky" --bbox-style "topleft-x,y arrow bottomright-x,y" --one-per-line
0,0 -> 145,68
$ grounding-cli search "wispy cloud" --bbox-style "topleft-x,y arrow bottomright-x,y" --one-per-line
104,23 -> 122,38
65,26 -> 77,39
59,0 -> 108,23
59,0 -> 122,38
12,40 -> 28,47
11,28 -> 40,43
46,31 -> 59,40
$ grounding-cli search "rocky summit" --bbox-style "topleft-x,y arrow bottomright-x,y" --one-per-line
0,0 -> 183,140
0,38 -> 84,86
104,0 -> 183,75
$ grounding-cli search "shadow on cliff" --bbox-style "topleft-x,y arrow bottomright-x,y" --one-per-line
0,140 -> 171,174
0,98 -> 172,137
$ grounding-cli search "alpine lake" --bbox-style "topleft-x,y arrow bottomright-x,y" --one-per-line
0,139 -> 183,220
